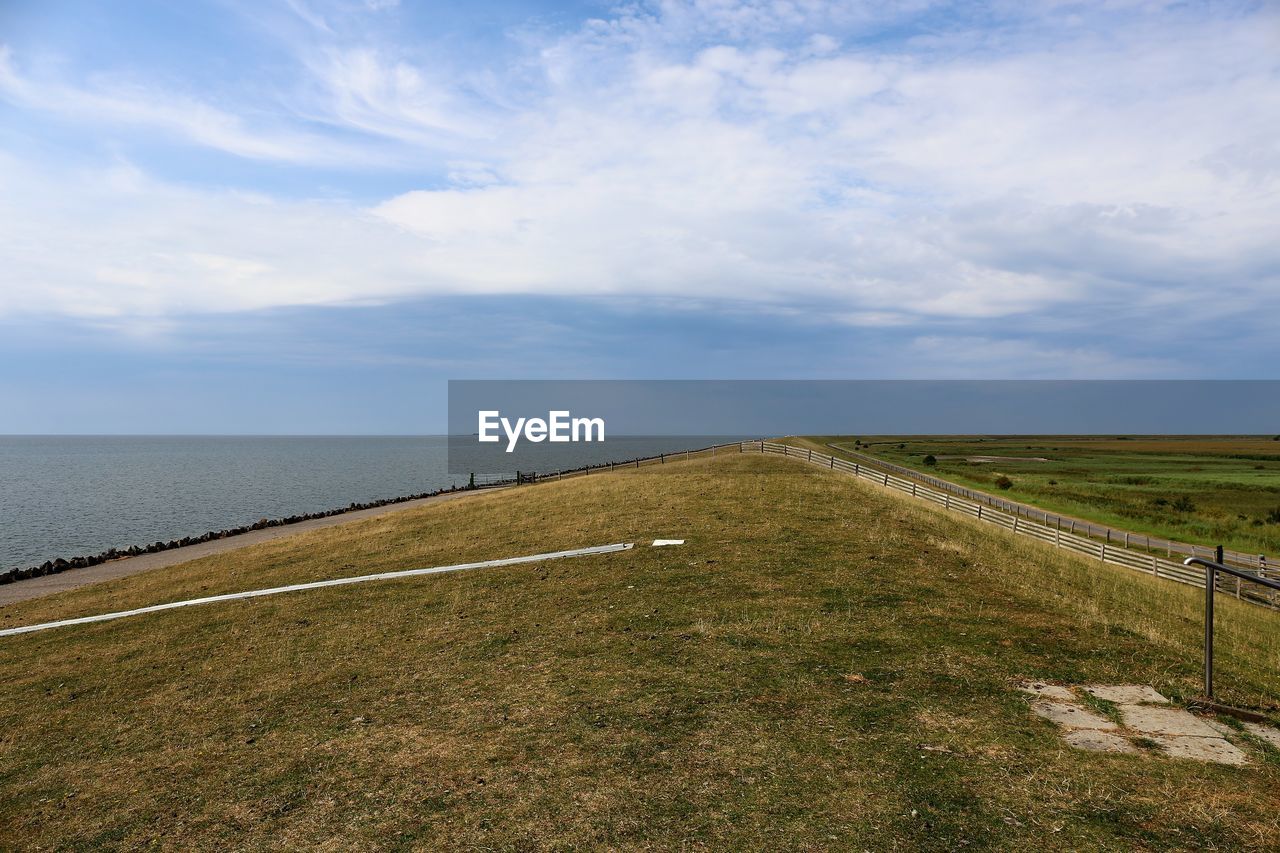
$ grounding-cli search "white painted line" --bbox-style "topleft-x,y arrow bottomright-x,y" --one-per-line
652,539 -> 685,546
0,542 -> 633,639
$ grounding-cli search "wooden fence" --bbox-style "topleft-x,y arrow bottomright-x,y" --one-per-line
745,441 -> 1278,609
496,437 -> 1276,608
827,444 -> 1273,573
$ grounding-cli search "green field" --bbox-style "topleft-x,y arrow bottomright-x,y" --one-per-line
4,453 -> 1280,848
811,436 -> 1280,558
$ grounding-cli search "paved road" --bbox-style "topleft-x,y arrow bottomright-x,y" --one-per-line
0,488 -> 501,607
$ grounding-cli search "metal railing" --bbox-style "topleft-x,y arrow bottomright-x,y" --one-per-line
1184,551 -> 1280,700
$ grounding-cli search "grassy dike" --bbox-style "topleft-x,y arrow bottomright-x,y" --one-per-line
2,453 -> 1280,848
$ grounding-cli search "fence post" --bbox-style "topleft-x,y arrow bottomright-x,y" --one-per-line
1100,542 -> 1106,562
1013,515 -> 1019,534
830,455 -> 834,469
1205,545 -> 1223,699
944,494 -> 950,510
978,506 -> 983,521
854,463 -> 859,476
1151,554 -> 1157,576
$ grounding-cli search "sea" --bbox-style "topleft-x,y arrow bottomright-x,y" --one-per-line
0,435 -> 743,572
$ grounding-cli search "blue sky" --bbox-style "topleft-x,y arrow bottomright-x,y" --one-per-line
1,0 -> 1277,432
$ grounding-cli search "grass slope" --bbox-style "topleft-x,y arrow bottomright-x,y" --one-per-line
2,453 -> 1280,849
816,435 -> 1280,558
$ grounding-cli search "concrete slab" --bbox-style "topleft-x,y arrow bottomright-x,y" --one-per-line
1063,729 -> 1138,754
1083,685 -> 1169,705
1153,735 -> 1248,766
1119,705 -> 1221,737
1015,681 -> 1076,701
1203,718 -> 1236,737
1030,700 -> 1117,731
1243,721 -> 1280,750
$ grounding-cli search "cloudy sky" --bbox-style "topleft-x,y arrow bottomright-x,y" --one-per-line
1,0 -> 1276,432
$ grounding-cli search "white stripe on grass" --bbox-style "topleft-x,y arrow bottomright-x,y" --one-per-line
0,542 -> 634,638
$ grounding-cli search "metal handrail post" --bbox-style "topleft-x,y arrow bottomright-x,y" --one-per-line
1204,545 -> 1221,698
1183,546 -> 1280,701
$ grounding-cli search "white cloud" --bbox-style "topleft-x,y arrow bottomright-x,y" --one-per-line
0,47 -> 373,165
299,47 -> 497,145
0,0 -> 1277,350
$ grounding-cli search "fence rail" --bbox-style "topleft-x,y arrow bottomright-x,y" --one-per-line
744,440 -> 1279,609
484,438 -> 1276,609
823,444 -> 1274,574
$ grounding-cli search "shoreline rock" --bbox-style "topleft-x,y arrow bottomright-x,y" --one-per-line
0,442 -> 737,586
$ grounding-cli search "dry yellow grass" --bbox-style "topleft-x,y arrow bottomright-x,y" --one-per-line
2,453 -> 1280,849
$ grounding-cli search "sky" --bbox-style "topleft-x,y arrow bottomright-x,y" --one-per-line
0,0 -> 1277,433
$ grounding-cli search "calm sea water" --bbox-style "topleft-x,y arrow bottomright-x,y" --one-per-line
0,435 -> 740,572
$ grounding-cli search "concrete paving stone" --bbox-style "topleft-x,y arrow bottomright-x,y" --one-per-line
1119,705 -> 1222,737
1203,718 -> 1235,737
1030,700 -> 1117,731
1063,729 -> 1138,754
1153,735 -> 1248,765
1015,681 -> 1077,701
1242,721 -> 1280,750
1083,685 -> 1169,705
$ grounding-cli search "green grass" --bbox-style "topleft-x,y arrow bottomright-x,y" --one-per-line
809,435 -> 1280,558
2,453 -> 1280,848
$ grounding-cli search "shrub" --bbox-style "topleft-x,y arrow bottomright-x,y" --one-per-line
1171,496 -> 1196,513
995,475 -> 1014,490
923,454 -> 937,466
1047,479 -> 1058,486
1266,507 -> 1280,525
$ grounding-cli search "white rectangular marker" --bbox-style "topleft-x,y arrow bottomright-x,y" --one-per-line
652,539 -> 685,546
